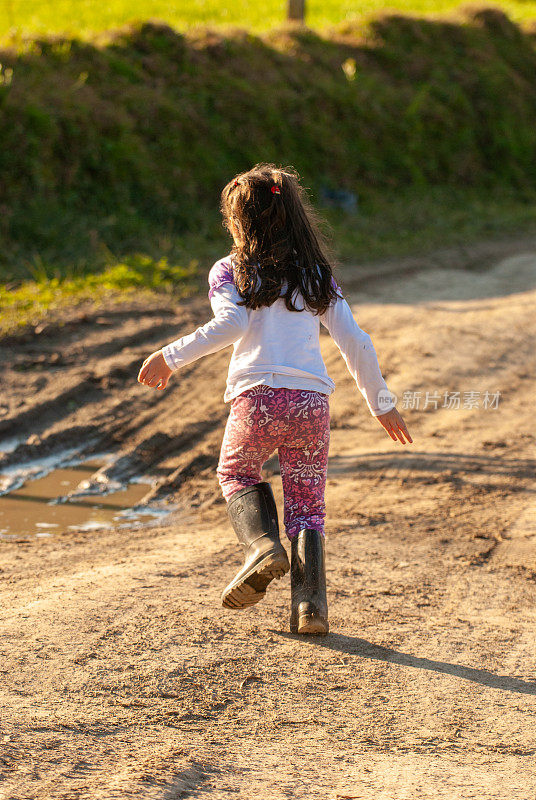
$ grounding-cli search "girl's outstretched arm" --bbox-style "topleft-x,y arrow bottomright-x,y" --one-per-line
320,293 -> 395,416
138,284 -> 248,389
320,294 -> 413,443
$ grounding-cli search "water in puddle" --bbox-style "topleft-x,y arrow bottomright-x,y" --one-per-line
0,460 -> 164,539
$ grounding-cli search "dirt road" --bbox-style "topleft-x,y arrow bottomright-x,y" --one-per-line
1,237 -> 536,798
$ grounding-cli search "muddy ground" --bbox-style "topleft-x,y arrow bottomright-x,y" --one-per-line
1,236 -> 536,799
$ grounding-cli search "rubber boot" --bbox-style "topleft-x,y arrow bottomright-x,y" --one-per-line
221,481 -> 290,610
290,528 -> 329,635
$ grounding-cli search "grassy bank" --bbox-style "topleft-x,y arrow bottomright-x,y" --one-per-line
1,7 -> 536,282
1,6 -> 536,334
2,0 -> 536,39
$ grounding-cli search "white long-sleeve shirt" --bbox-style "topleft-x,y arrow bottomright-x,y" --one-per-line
162,256 -> 396,416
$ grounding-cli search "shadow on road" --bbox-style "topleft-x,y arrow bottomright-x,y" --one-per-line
274,631 -> 536,696
327,450 -> 536,486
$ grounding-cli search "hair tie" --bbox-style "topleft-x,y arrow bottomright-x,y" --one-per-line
271,185 -> 281,195
233,180 -> 239,187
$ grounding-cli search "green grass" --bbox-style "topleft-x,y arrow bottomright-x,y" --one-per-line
0,254 -> 199,335
3,184 -> 536,337
1,6 -> 536,335
1,0 -> 536,41
329,184 -> 536,262
1,9 -> 536,283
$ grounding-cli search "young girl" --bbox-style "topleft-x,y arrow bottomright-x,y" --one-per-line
138,163 -> 412,635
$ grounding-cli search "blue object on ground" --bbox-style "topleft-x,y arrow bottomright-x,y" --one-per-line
319,186 -> 358,213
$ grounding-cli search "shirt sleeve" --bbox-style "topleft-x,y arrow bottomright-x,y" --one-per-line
161,284 -> 249,371
208,257 -> 235,300
320,295 -> 396,416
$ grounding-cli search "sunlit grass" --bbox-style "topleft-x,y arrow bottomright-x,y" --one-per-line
0,255 -> 199,335
1,0 -> 536,42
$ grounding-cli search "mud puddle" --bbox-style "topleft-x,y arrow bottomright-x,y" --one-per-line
0,458 -> 172,539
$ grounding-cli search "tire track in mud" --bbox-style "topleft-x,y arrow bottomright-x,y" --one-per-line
7,317 -> 189,366
0,295 -> 229,509
0,310 -> 202,438
0,375 -> 106,439
0,304 -> 181,346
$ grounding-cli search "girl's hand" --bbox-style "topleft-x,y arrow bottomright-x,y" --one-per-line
376,407 -> 413,444
137,350 -> 172,390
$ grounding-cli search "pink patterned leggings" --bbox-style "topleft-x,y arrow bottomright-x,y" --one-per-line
217,385 -> 331,540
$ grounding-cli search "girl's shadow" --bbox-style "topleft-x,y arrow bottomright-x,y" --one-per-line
272,631 -> 536,696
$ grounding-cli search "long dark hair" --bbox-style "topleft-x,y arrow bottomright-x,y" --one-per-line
220,163 -> 339,315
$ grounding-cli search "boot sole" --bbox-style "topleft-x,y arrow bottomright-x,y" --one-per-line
222,553 -> 289,610
292,614 -> 329,635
